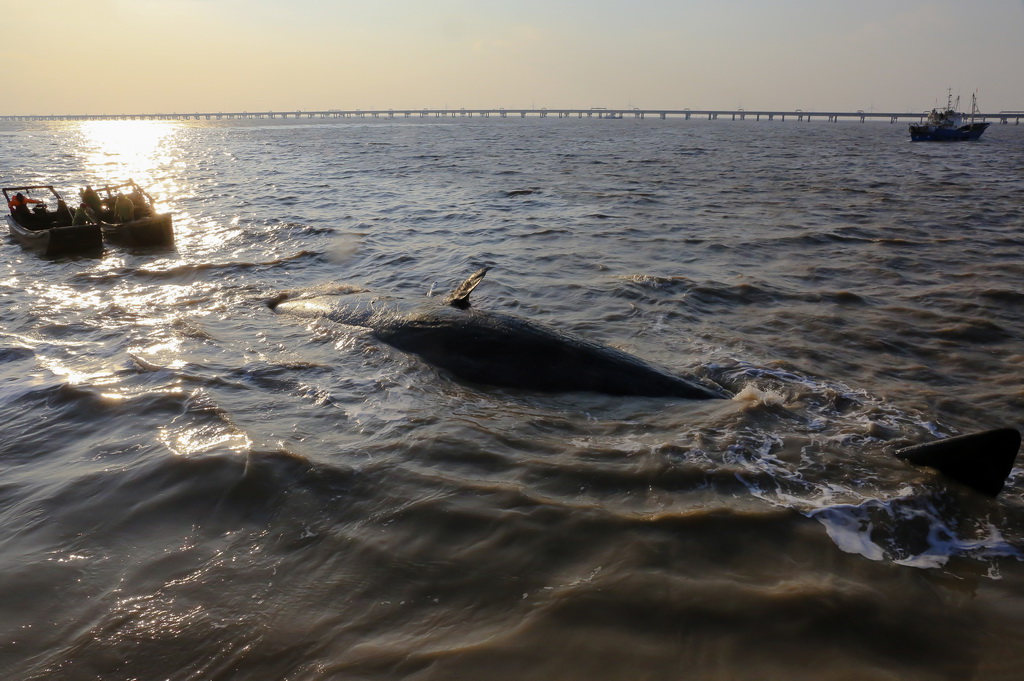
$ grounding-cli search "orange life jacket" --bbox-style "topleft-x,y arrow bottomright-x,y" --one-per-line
8,194 -> 41,210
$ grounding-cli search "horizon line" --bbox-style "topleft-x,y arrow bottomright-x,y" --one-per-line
4,106 -> 1023,124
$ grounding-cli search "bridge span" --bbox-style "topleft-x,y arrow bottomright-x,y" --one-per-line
1,108 -> 1022,125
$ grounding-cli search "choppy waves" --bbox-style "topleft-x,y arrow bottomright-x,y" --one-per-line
2,118 -> 1023,680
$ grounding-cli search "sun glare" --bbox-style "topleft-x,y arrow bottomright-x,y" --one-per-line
77,120 -> 179,185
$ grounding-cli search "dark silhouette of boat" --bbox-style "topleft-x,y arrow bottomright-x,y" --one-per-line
909,90 -> 990,141
3,185 -> 102,256
4,179 -> 174,256
89,179 -> 174,248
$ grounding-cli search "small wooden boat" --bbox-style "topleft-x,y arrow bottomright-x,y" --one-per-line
102,211 -> 174,248
3,185 -> 102,256
89,179 -> 174,248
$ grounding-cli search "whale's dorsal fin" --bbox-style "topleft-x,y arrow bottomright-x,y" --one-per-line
445,267 -> 490,309
895,427 -> 1021,497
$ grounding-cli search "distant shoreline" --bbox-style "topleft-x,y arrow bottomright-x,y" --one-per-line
3,107 -> 1023,125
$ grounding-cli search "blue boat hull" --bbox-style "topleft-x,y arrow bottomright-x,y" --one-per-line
909,122 -> 990,142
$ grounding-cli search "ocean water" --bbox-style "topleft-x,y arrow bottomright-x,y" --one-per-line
1,116 -> 1022,680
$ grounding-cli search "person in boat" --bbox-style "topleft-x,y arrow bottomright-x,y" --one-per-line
7,192 -> 42,213
114,193 -> 134,223
129,184 -> 154,216
55,198 -> 73,225
80,186 -> 102,217
72,203 -> 91,225
11,194 -> 39,228
129,185 -> 146,205
128,186 -> 151,217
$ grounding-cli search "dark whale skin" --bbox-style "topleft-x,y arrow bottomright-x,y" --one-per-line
372,304 -> 728,399
269,271 -> 728,400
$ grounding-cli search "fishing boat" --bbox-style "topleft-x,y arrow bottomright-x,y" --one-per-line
909,90 -> 991,142
3,185 -> 102,256
89,179 -> 174,248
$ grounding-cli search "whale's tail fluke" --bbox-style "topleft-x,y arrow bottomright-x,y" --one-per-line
895,428 -> 1021,497
445,267 -> 490,309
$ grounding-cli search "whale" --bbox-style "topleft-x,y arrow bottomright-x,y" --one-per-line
268,267 -> 729,400
268,268 -> 1020,497
895,428 -> 1020,497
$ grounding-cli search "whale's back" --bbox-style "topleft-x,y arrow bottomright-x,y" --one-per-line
374,306 -> 727,399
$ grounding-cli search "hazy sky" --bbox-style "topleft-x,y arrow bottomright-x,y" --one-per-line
4,0 -> 1022,115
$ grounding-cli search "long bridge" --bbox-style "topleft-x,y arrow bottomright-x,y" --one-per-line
1,108 -> 1022,124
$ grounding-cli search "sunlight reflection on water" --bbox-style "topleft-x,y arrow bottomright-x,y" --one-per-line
77,120 -> 180,187
3,119 -> 1024,681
